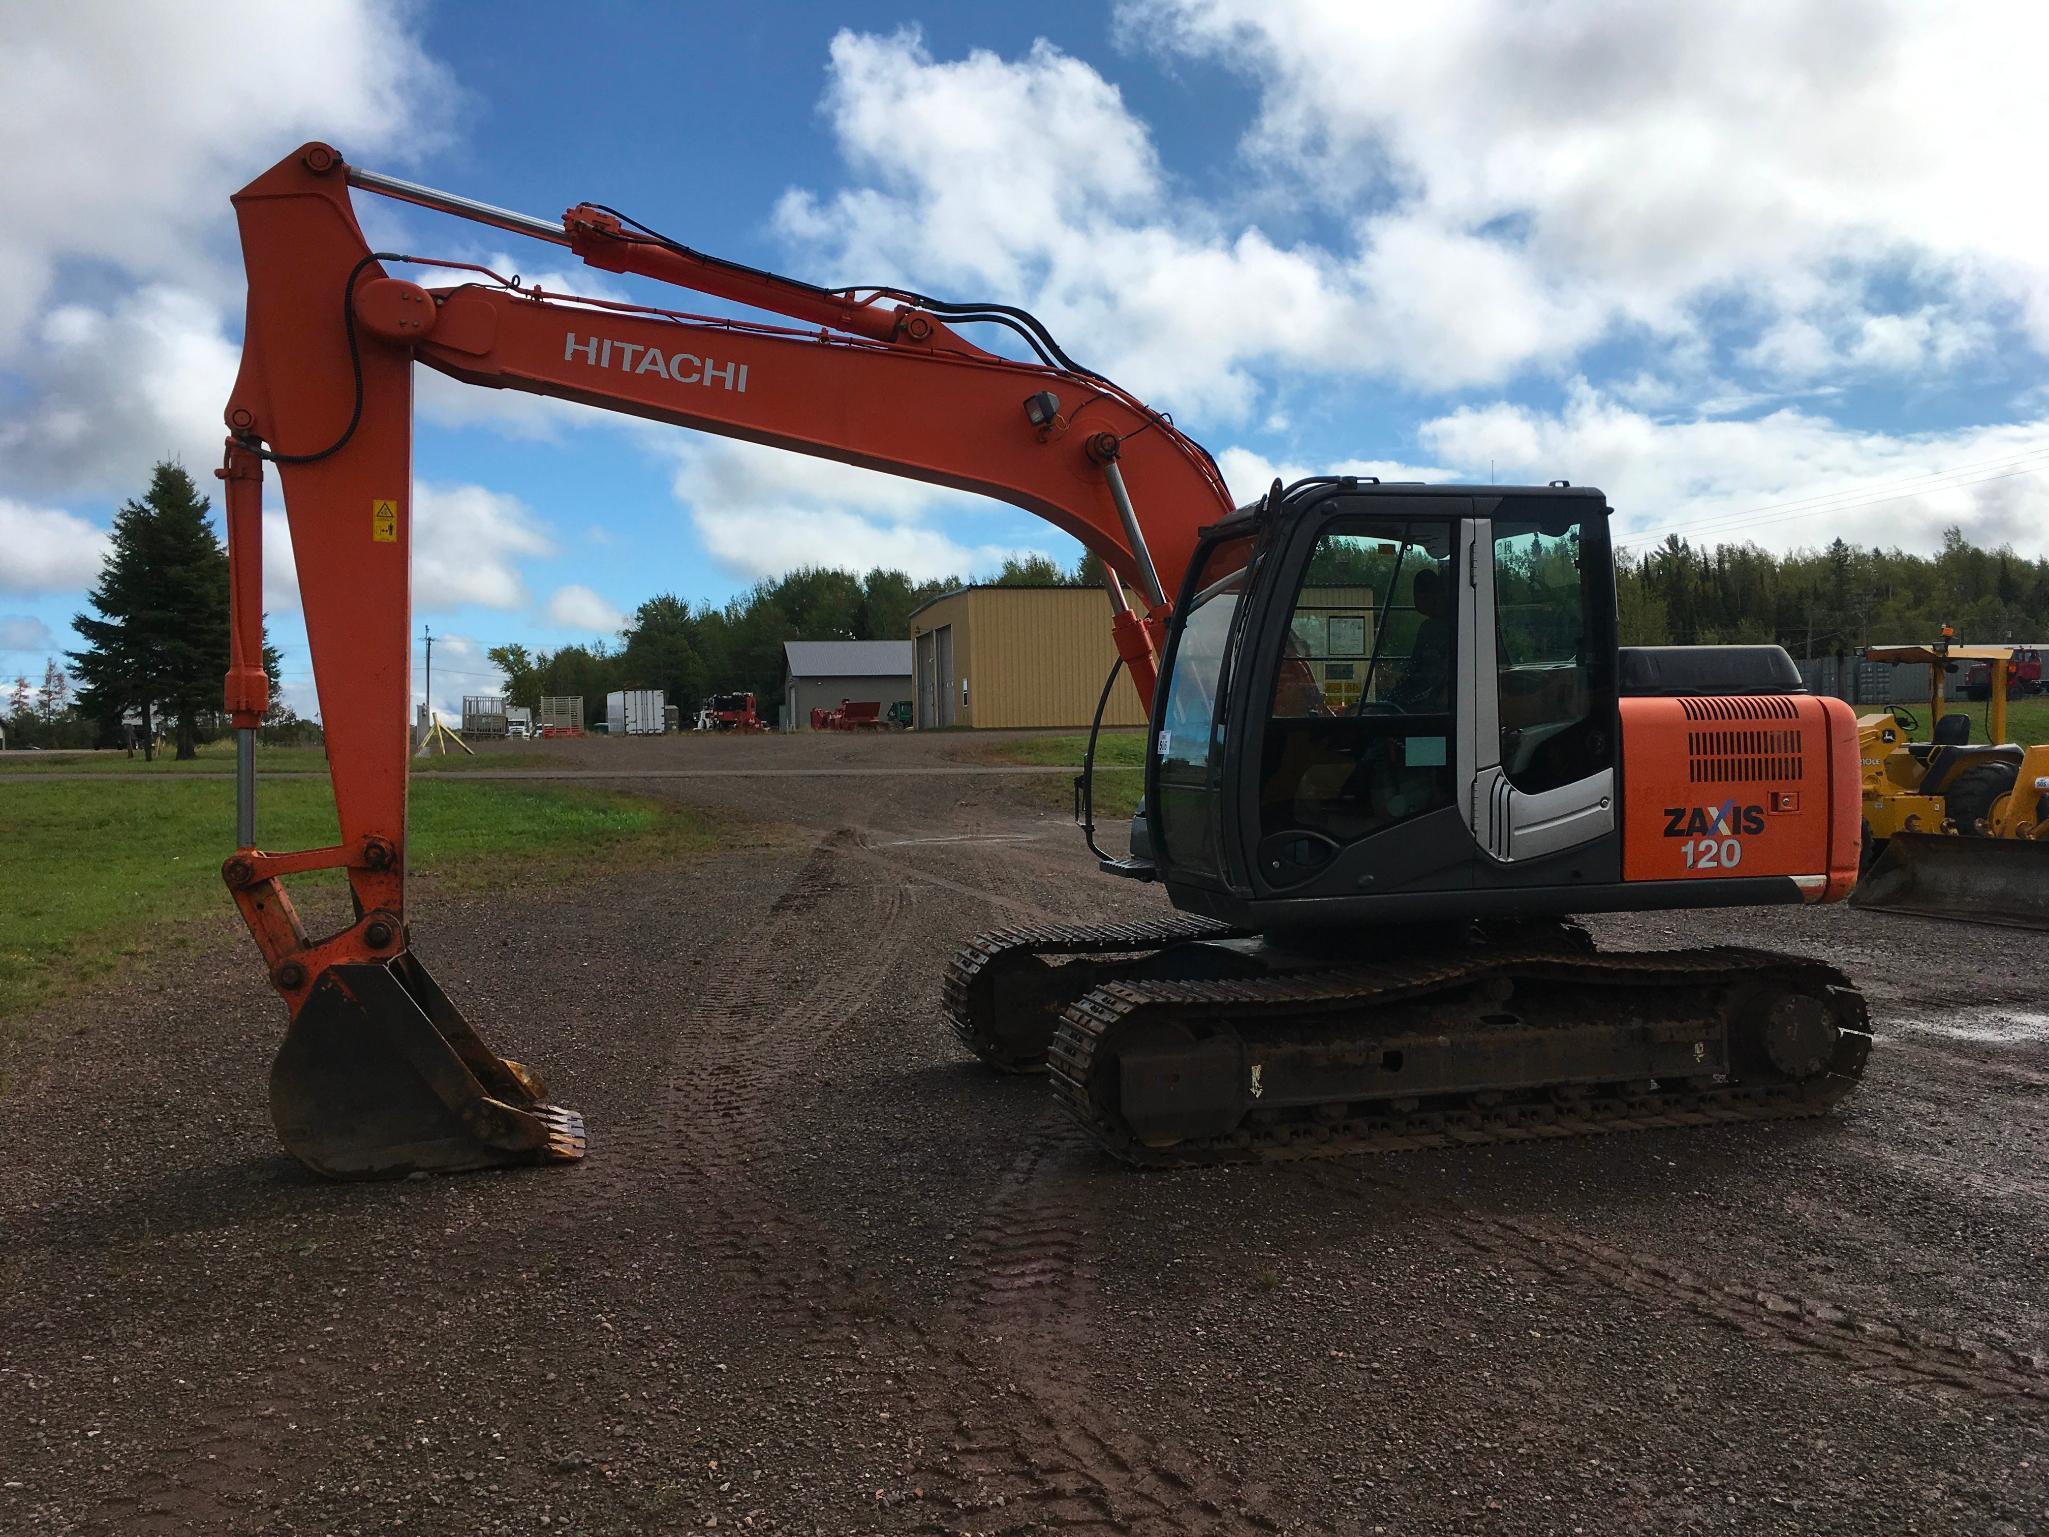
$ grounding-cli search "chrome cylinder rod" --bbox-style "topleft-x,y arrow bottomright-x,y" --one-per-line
1102,566 -> 1133,617
347,165 -> 570,247
1101,459 -> 1167,609
235,727 -> 257,849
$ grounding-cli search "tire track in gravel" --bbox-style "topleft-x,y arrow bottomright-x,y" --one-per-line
956,1133 -> 1099,1332
672,827 -> 1308,1534
592,828 -> 916,1261
903,1126 -> 1301,1537
1293,1162 -> 2049,1417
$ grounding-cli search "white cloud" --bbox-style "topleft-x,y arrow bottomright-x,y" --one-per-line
0,615 -> 56,653
773,29 -> 1442,418
0,500 -> 109,593
0,1 -> 456,356
413,483 -> 553,611
545,584 -> 627,634
694,505 -> 1047,585
1125,0 -> 2049,372
261,508 -> 300,613
0,0 -> 458,531
253,482 -> 551,615
1214,446 -> 1453,503
1418,382 -> 2049,557
0,287 -> 241,500
667,437 -> 1051,583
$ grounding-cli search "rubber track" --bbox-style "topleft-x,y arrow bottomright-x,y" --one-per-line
1049,944 -> 1872,1166
942,915 -> 1249,1072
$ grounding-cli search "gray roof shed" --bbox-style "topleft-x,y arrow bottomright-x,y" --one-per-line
782,640 -> 913,677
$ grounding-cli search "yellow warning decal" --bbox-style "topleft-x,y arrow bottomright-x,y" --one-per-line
371,498 -> 398,543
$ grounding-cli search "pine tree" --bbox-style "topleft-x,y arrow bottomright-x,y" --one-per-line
70,462 -> 232,760
7,673 -> 32,747
38,658 -> 69,722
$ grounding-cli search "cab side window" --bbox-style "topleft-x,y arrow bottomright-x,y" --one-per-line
1259,520 -> 1457,849
1493,517 -> 1605,793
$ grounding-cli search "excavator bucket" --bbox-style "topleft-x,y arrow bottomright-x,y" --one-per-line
270,951 -> 586,1179
1851,833 -> 2049,931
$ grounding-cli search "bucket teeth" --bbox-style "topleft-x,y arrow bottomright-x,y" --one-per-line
535,1104 -> 588,1161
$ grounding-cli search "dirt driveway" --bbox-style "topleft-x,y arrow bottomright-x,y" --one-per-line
3,731 -> 2046,1534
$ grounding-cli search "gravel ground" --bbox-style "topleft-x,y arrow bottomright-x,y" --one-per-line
3,729 -> 2046,1535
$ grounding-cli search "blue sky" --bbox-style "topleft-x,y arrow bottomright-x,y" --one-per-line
4,1 -> 2048,718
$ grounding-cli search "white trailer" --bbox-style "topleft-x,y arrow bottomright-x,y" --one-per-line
605,689 -> 666,735
505,706 -> 533,738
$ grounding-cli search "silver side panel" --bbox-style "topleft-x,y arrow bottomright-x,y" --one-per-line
1455,519 -> 1492,836
1476,763 -> 1616,862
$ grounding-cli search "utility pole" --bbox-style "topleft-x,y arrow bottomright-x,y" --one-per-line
421,624 -> 433,749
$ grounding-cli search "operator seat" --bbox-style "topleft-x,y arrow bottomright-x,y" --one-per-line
1907,710 -> 1970,770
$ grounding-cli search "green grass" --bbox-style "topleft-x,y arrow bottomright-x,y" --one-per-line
0,777 -> 751,1030
980,730 -> 1146,768
979,731 -> 1146,817
0,740 -> 552,774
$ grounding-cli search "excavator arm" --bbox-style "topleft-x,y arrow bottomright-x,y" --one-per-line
217,143 -> 1233,1178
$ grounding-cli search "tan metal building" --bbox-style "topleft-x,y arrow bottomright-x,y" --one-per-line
907,585 -> 1149,729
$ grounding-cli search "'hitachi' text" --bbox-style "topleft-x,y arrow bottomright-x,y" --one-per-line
562,332 -> 749,392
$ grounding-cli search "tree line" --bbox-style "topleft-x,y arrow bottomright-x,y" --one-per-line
487,552 -> 1101,724
1615,528 -> 2049,653
490,528 -> 2049,728
18,464 -> 2044,755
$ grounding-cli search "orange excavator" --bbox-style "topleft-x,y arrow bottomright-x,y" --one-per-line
219,144 -> 1870,1178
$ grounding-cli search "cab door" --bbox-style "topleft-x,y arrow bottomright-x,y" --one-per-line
1232,496 -> 1477,903
1465,498 -> 1620,877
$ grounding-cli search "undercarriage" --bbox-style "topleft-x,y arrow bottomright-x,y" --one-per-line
946,920 -> 1871,1166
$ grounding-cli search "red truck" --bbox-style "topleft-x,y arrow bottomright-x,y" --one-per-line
702,691 -> 770,731
1963,647 -> 2044,699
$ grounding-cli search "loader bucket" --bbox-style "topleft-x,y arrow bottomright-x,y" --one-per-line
270,951 -> 586,1179
1851,833 -> 2049,931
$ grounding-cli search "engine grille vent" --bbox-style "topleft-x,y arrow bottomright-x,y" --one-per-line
1688,728 -> 1804,783
1678,695 -> 1800,721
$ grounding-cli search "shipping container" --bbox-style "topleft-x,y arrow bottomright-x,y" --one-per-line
606,689 -> 666,735
461,694 -> 508,737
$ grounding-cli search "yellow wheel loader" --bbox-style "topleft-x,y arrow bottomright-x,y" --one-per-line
1851,640 -> 2049,928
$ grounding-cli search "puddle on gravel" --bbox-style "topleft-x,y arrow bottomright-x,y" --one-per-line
1895,1008 -> 2049,1045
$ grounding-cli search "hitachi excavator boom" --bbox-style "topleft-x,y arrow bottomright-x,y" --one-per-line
219,144 -> 1227,1176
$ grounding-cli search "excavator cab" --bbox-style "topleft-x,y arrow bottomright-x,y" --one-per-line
1144,481 -> 1622,930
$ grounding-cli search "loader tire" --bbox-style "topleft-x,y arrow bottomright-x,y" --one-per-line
1945,762 -> 2018,835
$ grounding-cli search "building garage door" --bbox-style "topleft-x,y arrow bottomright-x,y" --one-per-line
916,630 -> 936,726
